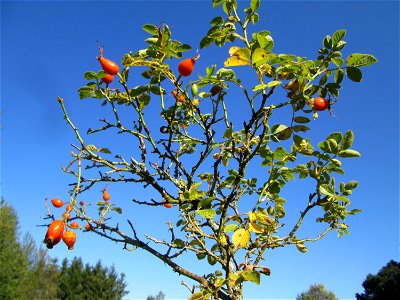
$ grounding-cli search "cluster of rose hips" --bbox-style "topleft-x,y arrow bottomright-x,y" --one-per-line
98,48 -> 120,84
43,189 -> 111,250
43,199 -> 77,250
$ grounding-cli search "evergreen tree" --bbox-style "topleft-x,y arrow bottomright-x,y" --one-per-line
297,283 -> 338,300
21,233 -> 59,299
0,199 -> 30,299
57,257 -> 128,299
356,260 -> 400,300
0,200 -> 128,299
147,291 -> 165,300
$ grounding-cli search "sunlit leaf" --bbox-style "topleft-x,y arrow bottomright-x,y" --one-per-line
86,144 -> 97,151
251,48 -> 274,66
239,270 -> 261,284
346,53 -> 378,67
248,222 -> 264,234
296,243 -> 308,253
224,223 -> 240,233
332,29 -> 346,46
338,149 -> 361,158
197,209 -> 216,219
319,184 -> 335,196
232,228 -> 250,249
142,24 -> 158,35
224,47 -> 251,67
342,130 -> 354,150
250,0 -> 260,12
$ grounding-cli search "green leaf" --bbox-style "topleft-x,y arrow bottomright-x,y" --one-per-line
86,144 -> 97,151
338,149 -> 361,158
292,125 -> 310,133
224,223 -> 240,233
84,71 -> 98,80
212,0 -> 225,8
198,91 -> 211,98
196,253 -> 206,260
342,130 -> 354,150
346,53 -> 378,67
332,57 -> 344,67
256,32 -> 274,51
251,48 -> 274,66
293,135 -> 313,155
239,270 -> 261,284
112,207 -> 122,214
346,66 -> 362,82
250,0 -> 260,12
345,181 -> 359,190
334,40 -> 347,51
198,197 -> 213,209
251,12 -> 259,24
138,94 -> 150,109
188,291 -> 210,300
332,29 -> 346,46
273,146 -> 287,159
318,139 -> 338,153
267,80 -> 281,88
173,239 -> 185,248
197,209 -> 216,219
206,65 -> 216,76
200,36 -> 214,49
210,16 -> 224,26
78,85 -> 95,93
319,184 -> 335,196
207,254 -> 217,265
271,124 -> 292,142
293,116 -> 310,124
223,127 -> 233,138
327,132 -> 343,144
216,67 -> 236,79
142,24 -> 158,35
98,147 -> 111,154
93,90 -> 103,99
319,74 -> 328,86
296,243 -> 308,253
335,68 -> 344,84
323,35 -> 332,49
222,155 -> 229,167
252,84 -> 268,91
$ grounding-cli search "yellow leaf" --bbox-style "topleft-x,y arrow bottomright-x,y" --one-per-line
248,212 -> 257,222
228,46 -> 241,56
248,222 -> 264,234
224,47 -> 251,67
232,228 -> 250,249
255,212 -> 274,225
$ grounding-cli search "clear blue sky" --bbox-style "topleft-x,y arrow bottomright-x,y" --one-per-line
1,0 -> 399,299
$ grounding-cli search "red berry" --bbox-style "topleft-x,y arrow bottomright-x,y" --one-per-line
313,97 -> 329,111
177,51 -> 200,77
62,230 -> 77,250
98,48 -> 119,75
44,220 -> 65,249
101,73 -> 114,84
51,198 -> 64,208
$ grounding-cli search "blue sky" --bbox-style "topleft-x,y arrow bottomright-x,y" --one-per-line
1,0 -> 399,299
